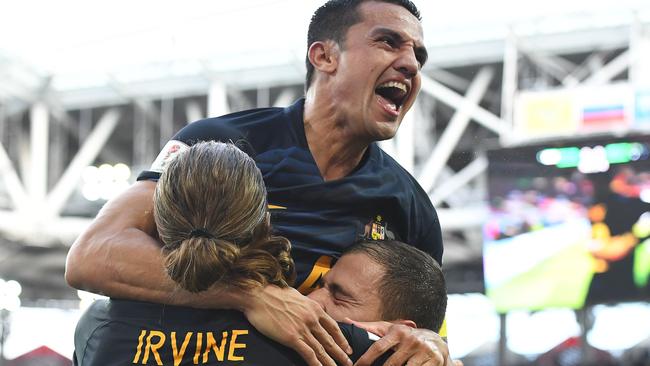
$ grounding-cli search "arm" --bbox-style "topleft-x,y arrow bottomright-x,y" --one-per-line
65,180 -> 200,305
65,180 -> 352,366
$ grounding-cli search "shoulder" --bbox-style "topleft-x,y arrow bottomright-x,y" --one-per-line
174,106 -> 287,145
74,299 -> 111,364
138,103 -> 302,180
172,100 -> 305,158
372,145 -> 443,263
373,145 -> 435,211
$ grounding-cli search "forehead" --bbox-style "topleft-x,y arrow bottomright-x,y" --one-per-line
353,1 -> 424,44
330,252 -> 384,289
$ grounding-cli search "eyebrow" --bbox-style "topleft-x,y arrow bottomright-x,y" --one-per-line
327,280 -> 354,300
371,27 -> 428,67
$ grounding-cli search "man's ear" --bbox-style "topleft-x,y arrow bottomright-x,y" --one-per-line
391,319 -> 417,329
307,40 -> 339,74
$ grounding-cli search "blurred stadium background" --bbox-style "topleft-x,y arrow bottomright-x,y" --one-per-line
1,0 -> 650,364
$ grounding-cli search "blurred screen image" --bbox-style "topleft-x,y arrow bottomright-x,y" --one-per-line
484,135 -> 650,312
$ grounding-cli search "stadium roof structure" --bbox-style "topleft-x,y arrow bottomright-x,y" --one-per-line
1,0 -> 649,109
1,0 -> 650,302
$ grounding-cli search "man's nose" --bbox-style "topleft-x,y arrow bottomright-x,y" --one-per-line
393,49 -> 419,78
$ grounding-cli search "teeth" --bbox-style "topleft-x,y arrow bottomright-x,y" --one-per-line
377,81 -> 408,92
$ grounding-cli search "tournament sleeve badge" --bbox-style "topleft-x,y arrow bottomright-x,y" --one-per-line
149,140 -> 190,173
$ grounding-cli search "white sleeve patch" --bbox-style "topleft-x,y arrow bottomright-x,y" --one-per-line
366,331 -> 381,341
149,140 -> 190,173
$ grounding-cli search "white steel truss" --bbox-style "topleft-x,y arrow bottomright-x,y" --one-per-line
0,19 -> 646,267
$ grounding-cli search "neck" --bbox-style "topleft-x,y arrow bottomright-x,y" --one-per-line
303,88 -> 369,181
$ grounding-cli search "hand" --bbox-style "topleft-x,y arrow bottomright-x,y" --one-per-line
346,319 -> 460,366
243,285 -> 353,366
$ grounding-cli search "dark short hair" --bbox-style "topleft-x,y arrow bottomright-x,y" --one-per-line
305,0 -> 422,90
343,240 -> 447,332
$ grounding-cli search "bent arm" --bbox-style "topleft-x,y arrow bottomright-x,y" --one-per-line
65,180 -> 238,307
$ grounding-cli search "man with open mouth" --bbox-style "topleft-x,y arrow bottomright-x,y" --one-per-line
66,1 -> 452,365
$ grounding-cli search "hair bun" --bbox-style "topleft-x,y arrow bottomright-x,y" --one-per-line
164,236 -> 241,293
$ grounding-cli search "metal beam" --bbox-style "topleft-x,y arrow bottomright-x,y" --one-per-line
109,77 -> 164,124
29,103 -> 48,205
420,74 -> 509,137
436,206 -> 488,231
429,69 -> 502,109
185,100 -> 204,124
629,17 -> 648,84
429,155 -> 488,206
133,102 -> 150,167
501,31 -> 518,126
43,216 -> 94,244
2,83 -> 123,164
429,68 -> 471,91
273,88 -> 297,108
0,209 -> 93,245
521,48 -> 579,86
583,50 -> 630,85
160,97 -> 174,147
47,102 -> 122,164
435,166 -> 480,207
0,209 -> 32,242
0,103 -> 4,143
395,105 -> 415,174
257,87 -> 270,108
563,52 -> 606,86
0,143 -> 28,211
45,109 -> 121,217
418,67 -> 494,193
208,81 -> 229,117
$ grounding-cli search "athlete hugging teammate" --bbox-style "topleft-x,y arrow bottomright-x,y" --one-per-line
67,1 -> 454,365
73,142 -> 448,366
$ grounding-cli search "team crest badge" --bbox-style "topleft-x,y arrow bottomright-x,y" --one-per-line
364,215 -> 387,240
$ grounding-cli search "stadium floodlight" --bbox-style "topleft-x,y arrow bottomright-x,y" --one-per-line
81,163 -> 132,202
0,279 -> 21,312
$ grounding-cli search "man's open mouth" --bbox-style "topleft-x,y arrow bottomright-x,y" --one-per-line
375,81 -> 409,113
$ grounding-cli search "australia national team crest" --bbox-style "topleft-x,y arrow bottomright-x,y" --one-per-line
150,140 -> 190,173
363,215 -> 395,241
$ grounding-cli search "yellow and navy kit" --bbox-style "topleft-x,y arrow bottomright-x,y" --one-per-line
74,299 -> 388,366
138,99 -> 443,292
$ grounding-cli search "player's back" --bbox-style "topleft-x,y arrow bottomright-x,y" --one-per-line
74,299 -> 303,365
74,298 -> 385,366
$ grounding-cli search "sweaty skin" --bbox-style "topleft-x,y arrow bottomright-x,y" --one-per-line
304,1 -> 425,180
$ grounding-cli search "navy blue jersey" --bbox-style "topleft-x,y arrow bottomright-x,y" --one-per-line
74,299 -> 387,366
139,99 -> 442,292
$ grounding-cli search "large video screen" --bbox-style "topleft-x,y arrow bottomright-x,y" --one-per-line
484,135 -> 650,312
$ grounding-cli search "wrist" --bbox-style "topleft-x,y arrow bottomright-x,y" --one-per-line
215,284 -> 262,312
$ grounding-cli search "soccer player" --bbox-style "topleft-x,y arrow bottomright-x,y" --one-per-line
73,142 -> 447,365
309,240 -> 449,366
66,1 -> 449,364
74,240 -> 449,366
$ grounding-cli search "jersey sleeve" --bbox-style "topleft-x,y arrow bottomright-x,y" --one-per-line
420,218 -> 444,265
338,323 -> 391,365
137,117 -> 255,181
74,300 -> 110,365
